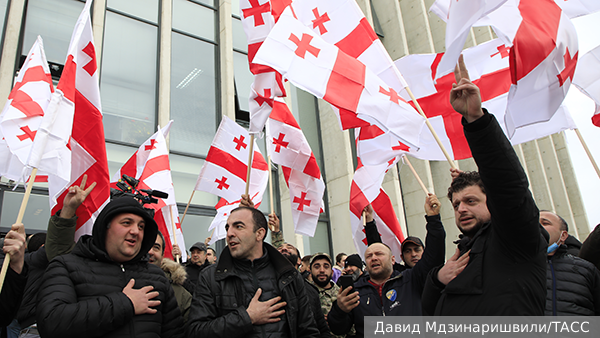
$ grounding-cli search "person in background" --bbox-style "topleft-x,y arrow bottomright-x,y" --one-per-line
332,253 -> 346,283
341,254 -> 363,283
206,247 -> 217,264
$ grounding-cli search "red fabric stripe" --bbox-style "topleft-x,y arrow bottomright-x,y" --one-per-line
358,124 -> 385,141
142,155 -> 171,177
371,190 -> 404,243
303,154 -> 321,179
248,42 -> 278,74
334,18 -> 377,59
282,166 -> 292,187
270,100 -> 301,129
205,147 -> 248,181
57,55 -> 76,102
592,113 -> 600,128
9,66 -> 52,100
337,107 -> 370,129
324,52 -> 365,114
252,151 -> 269,171
270,0 -> 292,21
349,180 -> 370,218
155,211 -> 174,260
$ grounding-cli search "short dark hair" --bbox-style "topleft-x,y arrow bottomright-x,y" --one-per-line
207,247 -> 216,255
541,210 -> 569,232
335,252 -> 347,264
28,232 -> 46,252
448,171 -> 486,201
156,231 -> 166,254
302,255 -> 312,265
230,206 -> 268,236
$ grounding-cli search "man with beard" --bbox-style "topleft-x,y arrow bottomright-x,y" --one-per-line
341,254 -> 363,283
420,56 -> 547,316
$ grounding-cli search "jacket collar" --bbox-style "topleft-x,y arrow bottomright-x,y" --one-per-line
215,242 -> 296,281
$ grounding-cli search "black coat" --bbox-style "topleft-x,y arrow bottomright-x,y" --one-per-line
579,223 -> 600,271
186,243 -> 319,338
546,245 -> 600,315
421,112 -> 547,316
16,247 -> 47,328
0,258 -> 27,327
304,281 -> 332,338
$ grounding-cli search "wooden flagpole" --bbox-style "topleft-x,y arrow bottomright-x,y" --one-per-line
402,155 -> 438,209
267,156 -> 275,231
0,168 -> 38,293
245,134 -> 255,196
179,190 -> 195,225
574,128 -> 600,179
169,205 -> 180,262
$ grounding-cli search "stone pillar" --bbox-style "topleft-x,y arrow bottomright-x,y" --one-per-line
0,0 -> 26,101
92,0 -> 106,64
158,0 -> 172,129
219,0 -> 235,120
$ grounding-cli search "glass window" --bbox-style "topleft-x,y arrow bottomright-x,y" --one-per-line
231,0 -> 240,18
101,11 -> 158,145
170,32 -> 217,156
172,0 -> 215,41
191,0 -> 215,9
0,191 -> 50,232
170,154 -> 218,206
178,213 -> 215,251
232,18 -> 248,52
106,143 -> 138,180
107,0 -> 159,23
233,51 -> 253,112
22,0 -> 84,64
300,221 -> 330,255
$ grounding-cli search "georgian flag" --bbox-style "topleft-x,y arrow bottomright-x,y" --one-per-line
253,6 -> 425,152
572,45 -> 600,127
388,38 -> 576,162
110,121 -> 187,262
195,116 -> 269,204
248,71 -> 285,134
46,0 -> 110,238
0,36 -> 53,181
266,98 -> 325,237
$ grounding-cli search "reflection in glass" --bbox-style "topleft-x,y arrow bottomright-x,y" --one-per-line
170,32 -> 217,156
290,85 -> 324,172
170,154 -> 218,206
232,18 -> 248,52
178,213 -> 214,253
172,0 -> 215,41
101,12 -> 157,145
22,0 -> 84,64
0,191 -> 50,231
107,0 -> 159,23
233,51 -> 253,112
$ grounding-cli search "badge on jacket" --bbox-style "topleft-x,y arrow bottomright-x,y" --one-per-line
386,289 -> 397,302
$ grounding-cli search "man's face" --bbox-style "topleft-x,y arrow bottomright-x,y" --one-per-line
401,243 -> 423,268
310,258 -> 332,288
344,264 -> 359,275
300,261 -> 309,273
206,248 -> 216,264
190,248 -> 206,265
365,243 -> 395,281
226,209 -> 264,261
277,243 -> 299,268
105,213 -> 145,263
452,185 -> 491,238
540,211 -> 567,245
148,234 -> 164,267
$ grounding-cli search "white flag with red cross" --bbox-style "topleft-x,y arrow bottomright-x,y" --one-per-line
572,44 -> 600,127
110,121 -> 187,262
0,36 -> 53,182
46,0 -> 110,238
195,116 -> 269,204
387,38 -> 575,162
253,6 -> 425,152
266,98 -> 325,237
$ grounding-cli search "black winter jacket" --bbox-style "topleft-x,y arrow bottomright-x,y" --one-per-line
579,223 -> 600,271
546,245 -> 600,315
36,197 -> 184,338
0,257 -> 27,327
421,112 -> 547,316
328,214 -> 445,337
186,243 -> 319,338
304,280 -> 332,338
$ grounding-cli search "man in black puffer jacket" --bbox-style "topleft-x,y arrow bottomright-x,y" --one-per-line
542,211 -> 600,315
36,196 -> 184,338
186,206 -> 318,338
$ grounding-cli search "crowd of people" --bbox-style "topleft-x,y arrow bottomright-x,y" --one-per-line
2,58 -> 600,338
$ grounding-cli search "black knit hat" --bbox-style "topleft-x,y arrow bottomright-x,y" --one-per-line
344,254 -> 363,270
92,196 -> 158,260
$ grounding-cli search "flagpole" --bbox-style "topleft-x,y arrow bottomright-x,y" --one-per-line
0,167 -> 38,293
574,128 -> 600,179
267,155 -> 275,232
169,205 -> 180,262
180,190 -> 195,225
405,86 -> 458,170
245,134 -> 255,196
402,155 -> 437,209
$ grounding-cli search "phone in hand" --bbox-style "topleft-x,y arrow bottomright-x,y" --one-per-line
338,275 -> 354,291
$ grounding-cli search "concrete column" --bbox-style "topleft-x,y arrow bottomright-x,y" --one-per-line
513,144 -> 535,201
399,158 -> 434,241
371,0 -> 409,58
473,26 -> 494,44
92,0 -> 106,65
431,161 -> 460,256
318,100 -> 356,255
158,0 -> 172,129
552,132 -> 589,239
219,0 -> 235,120
0,0 -> 26,102
398,0 -> 435,54
521,140 -> 554,211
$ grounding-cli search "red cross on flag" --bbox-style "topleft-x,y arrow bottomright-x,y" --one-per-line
253,6 -> 425,152
45,0 -> 110,238
248,71 -> 285,134
110,121 -> 187,261
0,36 -> 53,182
349,127 -> 405,259
390,38 -> 576,161
195,116 -> 269,204
266,98 -> 325,237
573,45 -> 600,127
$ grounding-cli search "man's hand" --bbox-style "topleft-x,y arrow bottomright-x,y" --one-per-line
425,193 -> 441,216
122,279 -> 161,315
60,174 -> 96,219
239,194 -> 255,208
204,236 -> 211,247
336,286 -> 360,313
3,223 -> 26,274
172,245 -> 182,260
450,55 -> 484,123
268,213 -> 280,232
362,205 -> 374,223
437,248 -> 470,285
450,168 -> 464,180
246,288 -> 287,325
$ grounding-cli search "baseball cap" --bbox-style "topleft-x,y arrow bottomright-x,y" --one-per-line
190,242 -> 207,252
310,252 -> 332,267
401,236 -> 424,251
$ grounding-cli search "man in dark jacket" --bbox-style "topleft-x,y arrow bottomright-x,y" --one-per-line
36,196 -> 184,338
0,223 -> 27,328
186,206 -> 319,338
579,223 -> 600,271
421,56 -> 547,316
329,194 -> 445,337
184,241 -> 210,289
542,211 -> 600,315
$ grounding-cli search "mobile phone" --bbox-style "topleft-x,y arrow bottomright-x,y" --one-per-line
338,275 -> 354,291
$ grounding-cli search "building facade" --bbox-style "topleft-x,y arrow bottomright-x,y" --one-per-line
0,0 -> 589,259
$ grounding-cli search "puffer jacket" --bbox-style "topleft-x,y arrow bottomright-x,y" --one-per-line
161,258 -> 192,322
186,243 -> 319,338
36,197 -> 184,338
546,245 -> 600,315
